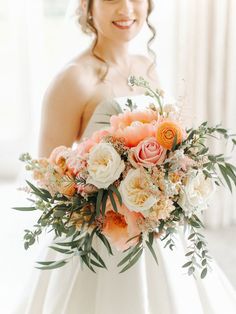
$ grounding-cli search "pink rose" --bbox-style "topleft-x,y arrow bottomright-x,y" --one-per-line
130,137 -> 166,168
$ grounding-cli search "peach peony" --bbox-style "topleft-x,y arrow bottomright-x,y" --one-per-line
110,110 -> 158,130
156,120 -> 183,150
102,195 -> 144,251
110,110 -> 158,147
115,123 -> 156,147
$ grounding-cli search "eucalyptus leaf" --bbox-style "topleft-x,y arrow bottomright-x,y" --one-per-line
91,248 -> 107,269
80,254 -> 96,273
148,232 -> 154,246
102,191 -> 108,217
90,259 -> 106,268
26,180 -> 49,202
119,248 -> 143,273
201,268 -> 208,279
145,240 -> 158,265
188,266 -> 195,276
96,232 -> 113,255
36,260 -> 67,270
13,206 -> 36,211
109,185 -> 122,205
49,246 -> 73,255
117,244 -> 141,267
182,261 -> 192,268
219,164 -> 232,192
108,190 -> 118,212
96,189 -> 104,216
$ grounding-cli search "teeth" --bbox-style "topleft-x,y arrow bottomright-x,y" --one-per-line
114,20 -> 134,27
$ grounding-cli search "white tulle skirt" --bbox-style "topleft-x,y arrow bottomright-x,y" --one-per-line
13,229 -> 236,314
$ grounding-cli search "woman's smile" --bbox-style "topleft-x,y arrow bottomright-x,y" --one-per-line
112,19 -> 136,30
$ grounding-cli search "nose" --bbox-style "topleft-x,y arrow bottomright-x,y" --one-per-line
117,0 -> 134,16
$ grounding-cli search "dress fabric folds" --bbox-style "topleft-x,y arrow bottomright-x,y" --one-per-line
14,95 -> 236,314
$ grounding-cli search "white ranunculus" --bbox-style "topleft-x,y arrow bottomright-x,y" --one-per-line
86,143 -> 125,189
119,168 -> 157,213
178,170 -> 216,216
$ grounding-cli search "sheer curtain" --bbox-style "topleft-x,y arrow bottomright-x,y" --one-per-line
0,0 -> 44,179
173,0 -> 236,228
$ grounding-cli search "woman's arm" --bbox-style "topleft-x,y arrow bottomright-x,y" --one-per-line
38,65 -> 90,158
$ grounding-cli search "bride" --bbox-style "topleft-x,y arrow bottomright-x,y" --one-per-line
16,0 -> 236,313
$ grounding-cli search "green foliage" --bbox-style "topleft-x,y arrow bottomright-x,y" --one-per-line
16,77 -> 236,276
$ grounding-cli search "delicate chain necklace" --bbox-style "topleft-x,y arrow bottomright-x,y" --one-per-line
111,61 -> 134,91
91,47 -> 134,91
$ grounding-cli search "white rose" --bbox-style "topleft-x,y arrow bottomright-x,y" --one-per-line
178,170 -> 216,215
86,143 -> 125,189
119,168 -> 157,213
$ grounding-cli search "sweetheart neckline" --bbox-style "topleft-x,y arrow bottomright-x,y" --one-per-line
113,93 -> 146,101
94,93 -> 147,113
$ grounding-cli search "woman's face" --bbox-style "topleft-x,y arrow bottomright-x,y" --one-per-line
90,0 -> 149,43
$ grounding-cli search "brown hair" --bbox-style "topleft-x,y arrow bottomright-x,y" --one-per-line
76,0 -> 157,80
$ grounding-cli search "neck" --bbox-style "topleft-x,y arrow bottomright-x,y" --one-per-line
92,36 -> 130,67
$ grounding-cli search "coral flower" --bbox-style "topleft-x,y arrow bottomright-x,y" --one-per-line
114,123 -> 156,147
156,120 -> 183,150
110,110 -> 158,147
49,146 -> 71,171
91,129 -> 111,143
102,195 -> 144,251
110,110 -> 158,130
76,129 -> 111,159
59,179 -> 76,197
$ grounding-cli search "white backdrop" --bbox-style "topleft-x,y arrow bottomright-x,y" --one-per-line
0,1 -> 236,312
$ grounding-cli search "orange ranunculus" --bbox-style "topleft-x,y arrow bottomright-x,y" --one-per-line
102,195 -> 144,251
156,120 -> 183,150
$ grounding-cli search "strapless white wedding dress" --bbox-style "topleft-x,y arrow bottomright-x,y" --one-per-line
14,95 -> 236,314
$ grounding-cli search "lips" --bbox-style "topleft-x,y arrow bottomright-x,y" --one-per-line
112,20 -> 136,30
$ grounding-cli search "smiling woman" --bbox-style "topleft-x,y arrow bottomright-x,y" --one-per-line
10,1 -> 236,314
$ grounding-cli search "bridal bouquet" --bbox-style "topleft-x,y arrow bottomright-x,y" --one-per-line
15,77 -> 236,278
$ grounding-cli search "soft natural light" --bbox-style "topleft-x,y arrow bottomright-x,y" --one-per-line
0,1 -> 236,312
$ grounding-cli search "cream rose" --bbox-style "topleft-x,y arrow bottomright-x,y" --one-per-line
86,143 -> 125,189
178,170 -> 216,216
119,168 -> 157,213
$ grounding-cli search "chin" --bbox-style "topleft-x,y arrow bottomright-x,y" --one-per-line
112,30 -> 141,43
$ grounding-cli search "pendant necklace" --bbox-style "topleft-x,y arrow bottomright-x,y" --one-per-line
112,62 -> 134,91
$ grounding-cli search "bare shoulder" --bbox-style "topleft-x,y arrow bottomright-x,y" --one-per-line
39,54 -> 98,157
132,54 -> 162,89
44,55 -> 97,108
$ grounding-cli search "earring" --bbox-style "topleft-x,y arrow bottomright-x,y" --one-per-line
88,14 -> 93,20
